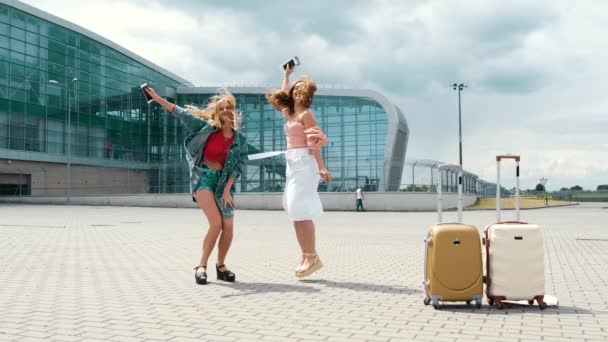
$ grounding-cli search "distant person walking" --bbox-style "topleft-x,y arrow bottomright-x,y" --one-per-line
144,87 -> 247,286
356,187 -> 365,212
266,65 -> 331,278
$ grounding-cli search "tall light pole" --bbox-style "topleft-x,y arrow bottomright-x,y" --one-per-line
451,83 -> 467,166
539,177 -> 548,206
49,78 -> 78,204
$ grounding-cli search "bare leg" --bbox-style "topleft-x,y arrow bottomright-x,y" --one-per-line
294,220 -> 321,276
293,221 -> 309,269
217,216 -> 234,268
194,190 -> 223,268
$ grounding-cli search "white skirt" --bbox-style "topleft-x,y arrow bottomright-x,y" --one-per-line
283,148 -> 323,221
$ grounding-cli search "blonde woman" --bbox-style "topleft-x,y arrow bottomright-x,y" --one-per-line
145,87 -> 247,285
266,67 -> 331,278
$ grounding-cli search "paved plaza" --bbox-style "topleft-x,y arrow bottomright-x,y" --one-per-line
0,202 -> 607,342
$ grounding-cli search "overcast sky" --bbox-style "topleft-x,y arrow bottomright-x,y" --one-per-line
21,0 -> 608,191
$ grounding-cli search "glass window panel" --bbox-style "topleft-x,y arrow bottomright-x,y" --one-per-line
11,10 -> 26,28
78,70 -> 90,83
78,81 -> 90,94
38,35 -> 48,48
11,38 -> 25,53
10,26 -> 25,40
67,31 -> 78,47
11,88 -> 26,102
10,75 -> 24,90
48,62 -> 64,76
47,39 -> 66,53
10,63 -> 25,78
48,50 -> 65,65
91,42 -> 105,55
26,15 -> 40,33
47,24 -> 67,42
78,49 -> 89,60
24,55 -> 38,68
11,51 -> 25,65
38,47 -> 48,59
0,34 -> 8,50
0,47 -> 7,61
26,84 -> 44,105
0,6 -> 8,24
25,42 -> 37,57
79,59 -> 90,72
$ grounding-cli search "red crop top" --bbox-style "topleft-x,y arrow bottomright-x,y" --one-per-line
202,131 -> 234,167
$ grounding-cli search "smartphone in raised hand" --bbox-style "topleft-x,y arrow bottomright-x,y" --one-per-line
282,56 -> 301,70
140,83 -> 154,104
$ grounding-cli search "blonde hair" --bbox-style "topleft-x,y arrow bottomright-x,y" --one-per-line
266,75 -> 317,116
185,89 -> 240,130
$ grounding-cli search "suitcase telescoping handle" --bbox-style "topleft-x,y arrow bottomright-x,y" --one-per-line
437,164 -> 463,224
496,154 -> 520,222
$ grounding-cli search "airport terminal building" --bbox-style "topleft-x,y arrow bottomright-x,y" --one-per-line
0,0 -> 409,197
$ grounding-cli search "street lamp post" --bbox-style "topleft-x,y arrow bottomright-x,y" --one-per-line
451,83 -> 467,166
49,78 -> 78,204
539,177 -> 548,206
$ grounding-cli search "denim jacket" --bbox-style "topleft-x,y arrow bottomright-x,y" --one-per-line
171,106 -> 247,216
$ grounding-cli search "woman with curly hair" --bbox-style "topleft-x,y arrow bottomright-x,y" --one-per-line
144,87 -> 247,285
266,66 -> 331,278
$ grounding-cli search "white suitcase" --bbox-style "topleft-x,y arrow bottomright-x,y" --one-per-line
483,155 -> 546,310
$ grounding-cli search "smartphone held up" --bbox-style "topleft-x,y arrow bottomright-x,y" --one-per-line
282,56 -> 300,70
140,83 -> 154,104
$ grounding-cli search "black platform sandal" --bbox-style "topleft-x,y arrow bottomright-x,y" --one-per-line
194,265 -> 207,285
216,264 -> 236,282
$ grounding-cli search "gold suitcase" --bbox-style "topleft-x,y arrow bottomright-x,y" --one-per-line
423,164 -> 483,309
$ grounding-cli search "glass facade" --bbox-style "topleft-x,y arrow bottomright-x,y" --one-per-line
0,2 -> 405,196
0,3 -> 187,159
0,3 -> 191,195
178,92 -> 390,193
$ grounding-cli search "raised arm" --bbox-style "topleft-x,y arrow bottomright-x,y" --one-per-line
145,87 -> 175,112
282,66 -> 294,93
144,87 -> 207,132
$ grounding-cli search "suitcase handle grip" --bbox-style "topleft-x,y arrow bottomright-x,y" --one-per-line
497,221 -> 528,224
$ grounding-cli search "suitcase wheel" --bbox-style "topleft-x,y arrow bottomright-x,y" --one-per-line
466,300 -> 471,305
432,302 -> 441,310
423,297 -> 431,306
475,298 -> 482,309
528,300 -> 534,305
496,301 -> 504,310
539,301 -> 547,310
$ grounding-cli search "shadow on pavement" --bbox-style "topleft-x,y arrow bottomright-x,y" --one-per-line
299,279 -> 421,295
212,279 -> 420,297
435,303 -> 593,315
212,281 -> 321,298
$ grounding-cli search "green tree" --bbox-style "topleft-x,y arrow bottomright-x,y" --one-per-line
597,185 -> 608,191
535,183 -> 545,191
570,185 -> 583,191
560,187 -> 569,191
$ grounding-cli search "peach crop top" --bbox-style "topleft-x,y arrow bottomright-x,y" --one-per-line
284,120 -> 307,148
